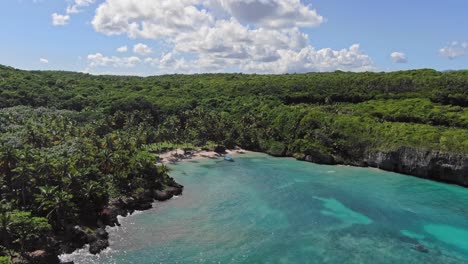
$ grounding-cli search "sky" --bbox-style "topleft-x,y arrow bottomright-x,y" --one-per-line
0,0 -> 467,75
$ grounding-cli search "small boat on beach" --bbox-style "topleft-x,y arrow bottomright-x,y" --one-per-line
224,155 -> 234,162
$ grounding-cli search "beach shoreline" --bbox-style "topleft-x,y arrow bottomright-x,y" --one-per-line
158,147 -> 250,164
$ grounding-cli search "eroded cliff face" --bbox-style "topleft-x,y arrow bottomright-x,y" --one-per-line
297,146 -> 468,187
364,147 -> 468,187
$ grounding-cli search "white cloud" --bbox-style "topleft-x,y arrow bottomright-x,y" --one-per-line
133,43 -> 153,55
92,0 -> 214,39
87,53 -> 141,68
66,0 -> 96,13
39,58 -> 49,64
89,0 -> 375,73
51,13 -> 70,26
206,0 -> 323,28
242,44 -> 374,73
390,52 -> 407,63
52,0 -> 96,26
116,45 -> 128,52
145,53 -> 191,72
440,41 -> 468,60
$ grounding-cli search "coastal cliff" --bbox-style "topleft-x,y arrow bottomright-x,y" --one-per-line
298,147 -> 468,187
12,180 -> 183,264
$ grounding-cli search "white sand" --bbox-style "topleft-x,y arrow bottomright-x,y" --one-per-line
158,148 -> 249,164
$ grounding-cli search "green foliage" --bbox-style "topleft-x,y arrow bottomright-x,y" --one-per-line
0,65 -> 467,255
7,211 -> 51,252
0,256 -> 11,264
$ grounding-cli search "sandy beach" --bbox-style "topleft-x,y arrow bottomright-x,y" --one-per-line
158,148 -> 249,164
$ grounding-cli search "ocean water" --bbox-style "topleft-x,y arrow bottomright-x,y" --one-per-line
62,153 -> 468,264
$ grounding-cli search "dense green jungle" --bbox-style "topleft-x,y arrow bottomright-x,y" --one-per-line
0,65 -> 467,263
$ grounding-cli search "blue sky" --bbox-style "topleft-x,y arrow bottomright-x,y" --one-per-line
0,0 -> 467,75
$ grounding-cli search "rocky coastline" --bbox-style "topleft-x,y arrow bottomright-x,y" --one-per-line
13,179 -> 183,264
13,146 -> 468,263
296,146 -> 468,187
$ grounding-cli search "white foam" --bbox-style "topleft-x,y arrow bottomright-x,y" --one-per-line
59,245 -> 116,264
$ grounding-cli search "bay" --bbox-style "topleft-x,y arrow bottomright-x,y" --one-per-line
63,153 -> 468,264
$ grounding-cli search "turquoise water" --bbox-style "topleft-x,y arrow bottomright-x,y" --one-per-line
63,153 -> 468,263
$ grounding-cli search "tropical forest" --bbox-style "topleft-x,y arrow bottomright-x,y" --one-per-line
1,65 -> 468,263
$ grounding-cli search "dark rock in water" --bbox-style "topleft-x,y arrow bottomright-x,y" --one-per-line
412,244 -> 429,253
154,183 -> 184,201
99,198 -> 130,227
89,239 -> 109,255
154,189 -> 172,201
95,227 -> 109,240
61,180 -> 184,257
135,201 -> 153,210
72,226 -> 89,244
214,145 -> 227,154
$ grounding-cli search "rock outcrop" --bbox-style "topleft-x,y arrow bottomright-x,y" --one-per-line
297,146 -> 468,187
364,147 -> 468,186
59,182 -> 184,260
99,181 -> 183,229
302,150 -> 335,165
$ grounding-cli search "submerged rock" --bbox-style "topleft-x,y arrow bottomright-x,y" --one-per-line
412,244 -> 429,253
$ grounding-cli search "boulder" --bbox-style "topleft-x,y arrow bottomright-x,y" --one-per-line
95,228 -> 109,240
154,190 -> 173,201
89,239 -> 109,255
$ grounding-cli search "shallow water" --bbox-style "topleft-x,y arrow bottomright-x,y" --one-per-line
62,153 -> 468,264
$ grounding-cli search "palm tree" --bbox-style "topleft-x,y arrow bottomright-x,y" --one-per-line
99,150 -> 114,175
0,203 -> 12,248
0,145 -> 18,194
11,160 -> 34,208
36,186 -> 74,230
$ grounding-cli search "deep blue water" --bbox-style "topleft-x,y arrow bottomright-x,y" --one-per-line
62,153 -> 468,263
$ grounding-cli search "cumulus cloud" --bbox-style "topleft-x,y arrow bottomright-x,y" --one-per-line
87,53 -> 141,68
133,43 -> 153,55
66,0 -> 96,14
440,41 -> 468,60
242,44 -> 374,73
206,0 -> 323,28
39,58 -> 49,64
52,13 -> 70,26
52,0 -> 96,26
116,45 -> 128,52
89,0 -> 374,73
145,53 -> 191,72
92,0 -> 214,39
390,52 -> 407,63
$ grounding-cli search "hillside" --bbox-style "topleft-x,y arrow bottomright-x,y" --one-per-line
1,65 -> 468,262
